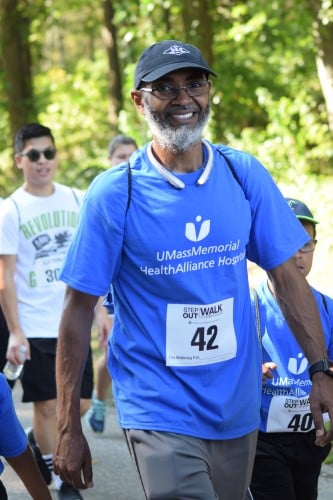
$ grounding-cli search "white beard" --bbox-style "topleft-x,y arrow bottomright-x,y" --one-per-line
144,101 -> 210,154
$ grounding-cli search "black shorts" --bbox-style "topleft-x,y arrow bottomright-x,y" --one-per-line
0,479 -> 8,499
0,305 -> 9,372
21,338 -> 93,402
250,430 -> 331,500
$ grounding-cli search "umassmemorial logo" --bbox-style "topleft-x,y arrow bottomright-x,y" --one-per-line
140,215 -> 246,276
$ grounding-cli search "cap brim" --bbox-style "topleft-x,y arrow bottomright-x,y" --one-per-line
138,62 -> 217,88
297,215 -> 319,224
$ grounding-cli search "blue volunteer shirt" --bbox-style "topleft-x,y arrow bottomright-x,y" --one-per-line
60,141 -> 309,439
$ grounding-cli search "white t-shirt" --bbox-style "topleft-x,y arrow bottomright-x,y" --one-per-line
0,183 -> 83,338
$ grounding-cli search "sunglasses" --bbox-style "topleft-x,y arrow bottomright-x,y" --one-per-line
19,147 -> 57,162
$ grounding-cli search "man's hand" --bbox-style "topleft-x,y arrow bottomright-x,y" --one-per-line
310,371 -> 333,446
6,330 -> 30,364
262,362 -> 277,384
53,430 -> 93,490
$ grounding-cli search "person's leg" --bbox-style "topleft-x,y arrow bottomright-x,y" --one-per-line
292,431 -> 331,500
0,479 -> 8,500
33,399 -> 57,454
250,432 -> 296,500
22,339 -> 84,499
31,399 -> 57,486
96,350 -> 111,401
22,339 -> 56,486
125,429 -> 257,500
209,430 -> 258,500
80,398 -> 91,416
84,348 -> 108,432
80,344 -> 93,417
26,427 -> 53,486
125,429 -> 218,499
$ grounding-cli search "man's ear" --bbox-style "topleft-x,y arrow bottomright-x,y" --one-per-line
15,154 -> 24,170
131,90 -> 146,115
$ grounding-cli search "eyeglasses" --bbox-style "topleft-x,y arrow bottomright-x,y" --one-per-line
19,147 -> 57,162
299,239 -> 317,253
140,80 -> 211,101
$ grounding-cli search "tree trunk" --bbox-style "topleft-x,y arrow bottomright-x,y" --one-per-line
181,0 -> 214,66
0,0 -> 36,148
101,0 -> 122,133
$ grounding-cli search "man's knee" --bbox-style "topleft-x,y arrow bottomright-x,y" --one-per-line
34,399 -> 57,419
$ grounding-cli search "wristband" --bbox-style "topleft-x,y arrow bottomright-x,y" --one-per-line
309,358 -> 333,380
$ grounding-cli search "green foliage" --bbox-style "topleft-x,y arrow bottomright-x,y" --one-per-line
0,0 -> 333,197
36,57 -> 111,187
209,0 -> 333,179
229,84 -> 333,182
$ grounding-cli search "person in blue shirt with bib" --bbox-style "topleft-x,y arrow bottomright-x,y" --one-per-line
250,198 -> 333,500
54,40 -> 333,500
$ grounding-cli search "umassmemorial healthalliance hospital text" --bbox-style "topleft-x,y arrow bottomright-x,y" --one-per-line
141,239 -> 245,276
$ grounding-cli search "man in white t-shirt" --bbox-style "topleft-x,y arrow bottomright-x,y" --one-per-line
0,123 -> 93,500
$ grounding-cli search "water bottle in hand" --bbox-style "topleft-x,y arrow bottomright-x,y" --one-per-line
3,345 -> 27,381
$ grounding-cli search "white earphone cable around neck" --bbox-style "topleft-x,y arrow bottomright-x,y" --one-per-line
147,140 -> 213,189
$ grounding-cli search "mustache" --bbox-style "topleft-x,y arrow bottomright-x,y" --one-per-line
165,104 -> 199,113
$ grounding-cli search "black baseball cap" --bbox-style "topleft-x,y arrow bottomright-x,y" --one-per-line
134,40 -> 217,89
285,197 -> 319,224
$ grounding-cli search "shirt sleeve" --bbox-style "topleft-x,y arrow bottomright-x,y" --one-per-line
219,147 -> 310,270
0,198 -> 20,255
60,167 -> 129,296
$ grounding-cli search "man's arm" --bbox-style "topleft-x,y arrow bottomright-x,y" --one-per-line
6,446 -> 52,500
268,257 -> 333,446
54,286 -> 98,489
0,254 -> 30,362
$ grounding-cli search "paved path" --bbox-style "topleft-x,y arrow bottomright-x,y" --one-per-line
2,384 -> 333,499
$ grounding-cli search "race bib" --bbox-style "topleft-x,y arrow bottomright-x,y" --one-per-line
266,395 -> 314,432
166,298 -> 236,366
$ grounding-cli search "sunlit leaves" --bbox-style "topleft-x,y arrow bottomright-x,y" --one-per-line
1,0 -> 333,195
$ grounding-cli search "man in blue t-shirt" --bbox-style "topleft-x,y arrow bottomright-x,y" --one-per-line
54,40 -> 333,500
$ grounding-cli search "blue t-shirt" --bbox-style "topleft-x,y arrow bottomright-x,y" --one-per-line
253,280 -> 333,433
0,374 -> 27,475
61,141 -> 309,439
